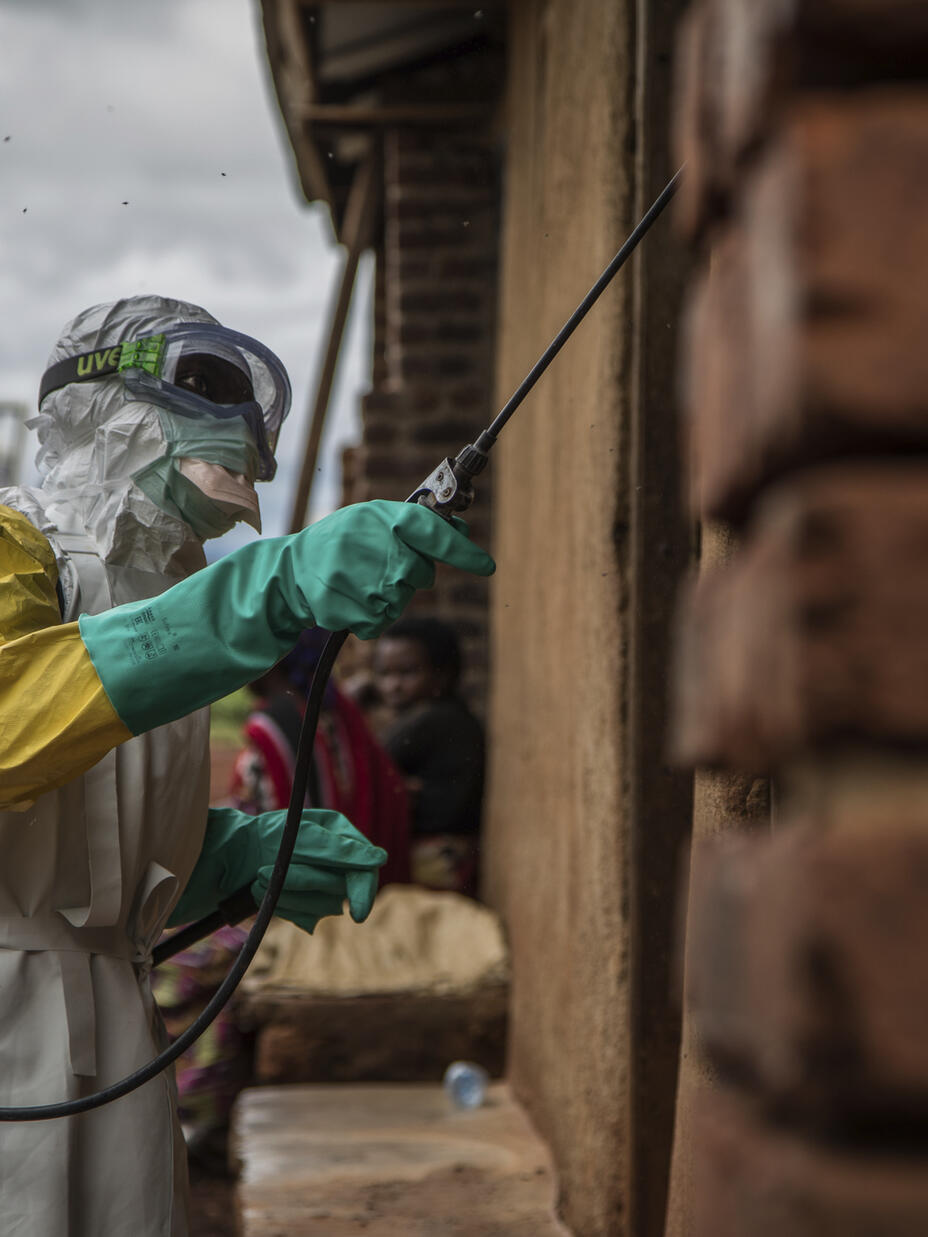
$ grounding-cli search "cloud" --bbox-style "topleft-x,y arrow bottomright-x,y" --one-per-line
1,0 -> 371,533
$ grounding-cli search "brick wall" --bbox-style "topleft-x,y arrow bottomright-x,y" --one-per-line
341,128 -> 499,710
667,1 -> 928,1232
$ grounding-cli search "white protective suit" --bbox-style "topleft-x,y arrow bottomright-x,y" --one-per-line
0,295 -> 269,1235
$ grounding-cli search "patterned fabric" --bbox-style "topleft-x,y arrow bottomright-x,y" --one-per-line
154,924 -> 251,1137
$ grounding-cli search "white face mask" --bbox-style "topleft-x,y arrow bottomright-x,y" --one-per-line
177,458 -> 262,532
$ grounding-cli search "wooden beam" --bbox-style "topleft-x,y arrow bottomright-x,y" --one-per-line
262,0 -> 335,206
288,150 -> 380,533
299,101 -> 492,128
314,1 -> 496,6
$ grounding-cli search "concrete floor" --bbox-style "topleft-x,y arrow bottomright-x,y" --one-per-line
231,1081 -> 571,1236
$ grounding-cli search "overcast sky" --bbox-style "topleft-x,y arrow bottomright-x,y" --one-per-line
1,0 -> 373,557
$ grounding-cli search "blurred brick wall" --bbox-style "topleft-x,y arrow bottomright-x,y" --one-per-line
341,127 -> 499,711
666,2 -> 928,1233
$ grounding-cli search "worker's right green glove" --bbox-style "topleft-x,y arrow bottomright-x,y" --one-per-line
79,499 -> 494,735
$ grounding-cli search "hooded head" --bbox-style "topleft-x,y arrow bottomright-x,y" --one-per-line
30,294 -> 290,571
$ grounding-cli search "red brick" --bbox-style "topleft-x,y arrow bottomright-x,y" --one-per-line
687,819 -> 928,1123
362,420 -> 397,447
361,390 -> 402,416
363,444 -> 440,479
390,183 -> 495,210
684,94 -> 928,520
398,290 -> 486,316
691,1084 -> 928,1237
448,384 -> 488,410
438,256 -> 498,280
392,321 -> 438,345
397,353 -> 487,385
396,386 -> 443,416
410,418 -> 482,445
437,355 -> 479,378
672,0 -> 928,238
435,322 -> 487,344
393,255 -> 434,282
679,230 -> 753,518
671,2 -> 729,240
674,465 -> 928,769
365,123 -> 497,713
394,223 -> 482,251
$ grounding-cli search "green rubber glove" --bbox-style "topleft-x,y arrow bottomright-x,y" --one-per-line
79,499 -> 494,735
168,807 -> 387,934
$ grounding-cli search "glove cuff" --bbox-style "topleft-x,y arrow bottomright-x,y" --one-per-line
79,539 -> 311,734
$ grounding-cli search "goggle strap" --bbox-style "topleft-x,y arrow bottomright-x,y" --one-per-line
38,334 -> 166,407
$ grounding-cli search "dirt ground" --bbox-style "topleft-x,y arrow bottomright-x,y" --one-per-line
189,1167 -> 238,1237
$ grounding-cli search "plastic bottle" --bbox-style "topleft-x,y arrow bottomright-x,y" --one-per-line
442,1060 -> 489,1110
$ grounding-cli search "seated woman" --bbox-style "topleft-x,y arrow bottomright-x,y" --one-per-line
373,616 -> 485,896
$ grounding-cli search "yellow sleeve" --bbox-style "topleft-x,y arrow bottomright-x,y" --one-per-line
0,505 -> 131,808
0,502 -> 62,642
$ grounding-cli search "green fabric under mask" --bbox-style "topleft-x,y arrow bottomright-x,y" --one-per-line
133,407 -> 261,538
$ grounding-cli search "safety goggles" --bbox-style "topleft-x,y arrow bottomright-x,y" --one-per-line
38,324 -> 291,481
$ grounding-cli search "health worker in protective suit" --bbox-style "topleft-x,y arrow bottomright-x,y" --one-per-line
0,294 -> 494,1235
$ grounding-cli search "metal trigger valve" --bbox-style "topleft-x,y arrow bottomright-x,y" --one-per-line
408,430 -> 496,517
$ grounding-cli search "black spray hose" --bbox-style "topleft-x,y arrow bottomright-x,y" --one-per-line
0,166 -> 680,1121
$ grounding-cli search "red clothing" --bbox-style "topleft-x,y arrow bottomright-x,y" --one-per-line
229,685 -> 411,885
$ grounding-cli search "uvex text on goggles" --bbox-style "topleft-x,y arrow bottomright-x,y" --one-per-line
38,324 -> 291,481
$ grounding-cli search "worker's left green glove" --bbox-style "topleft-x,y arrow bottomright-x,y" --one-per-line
168,807 -> 387,934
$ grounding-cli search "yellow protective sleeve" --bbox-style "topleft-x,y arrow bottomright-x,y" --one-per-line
0,505 -> 131,808
0,503 -> 62,640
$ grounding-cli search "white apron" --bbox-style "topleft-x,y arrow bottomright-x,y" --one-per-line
0,498 -> 211,1236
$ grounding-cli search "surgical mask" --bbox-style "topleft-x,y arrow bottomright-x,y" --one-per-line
178,459 -> 261,530
133,406 -> 262,539
136,461 -> 245,539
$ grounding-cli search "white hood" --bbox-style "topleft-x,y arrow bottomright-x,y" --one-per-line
25,295 -> 222,574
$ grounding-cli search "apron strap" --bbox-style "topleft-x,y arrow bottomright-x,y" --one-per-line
49,531 -> 124,931
58,953 -> 98,1077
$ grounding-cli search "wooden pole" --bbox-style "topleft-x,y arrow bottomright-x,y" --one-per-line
299,102 -> 491,128
288,151 -> 380,533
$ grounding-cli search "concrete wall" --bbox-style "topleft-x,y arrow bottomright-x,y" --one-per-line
482,2 -> 690,1234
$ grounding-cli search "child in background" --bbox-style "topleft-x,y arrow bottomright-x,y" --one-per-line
373,616 -> 485,896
